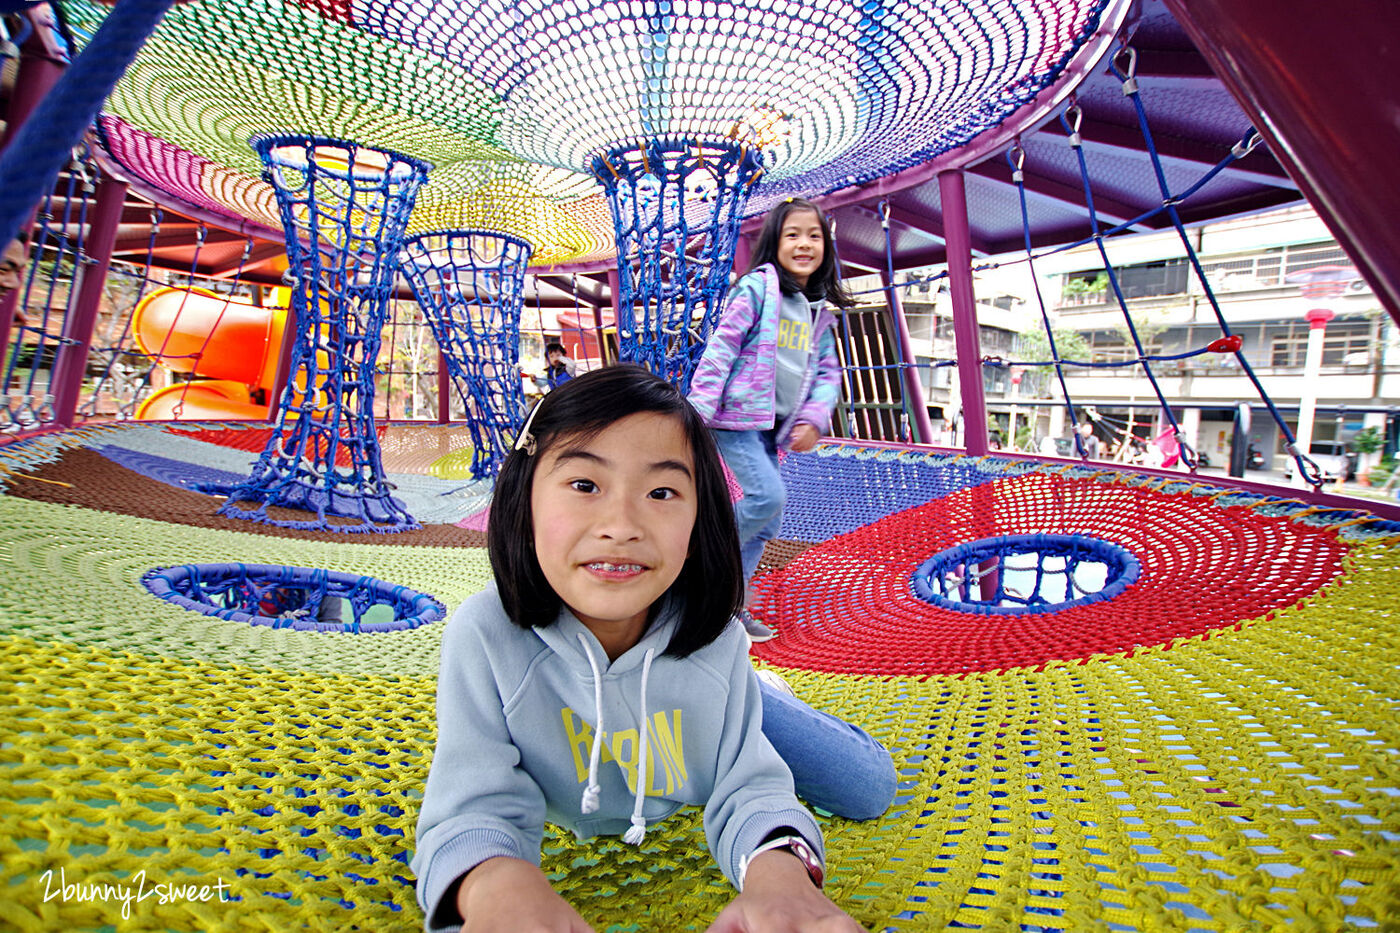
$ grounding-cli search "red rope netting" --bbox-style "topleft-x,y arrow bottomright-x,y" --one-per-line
170,424 -> 389,468
750,472 -> 1350,678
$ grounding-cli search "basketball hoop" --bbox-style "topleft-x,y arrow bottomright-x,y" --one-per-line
1288,264 -> 1356,301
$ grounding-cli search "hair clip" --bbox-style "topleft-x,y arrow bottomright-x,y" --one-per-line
514,399 -> 543,456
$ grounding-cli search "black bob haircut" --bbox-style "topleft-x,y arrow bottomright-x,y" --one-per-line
486,363 -> 743,658
745,196 -> 854,311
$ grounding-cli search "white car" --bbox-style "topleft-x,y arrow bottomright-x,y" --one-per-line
1282,441 -> 1355,483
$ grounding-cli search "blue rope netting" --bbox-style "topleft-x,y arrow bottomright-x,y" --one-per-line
779,445 -> 1005,540
912,533 -> 1141,615
219,135 -> 430,533
325,0 -> 1113,209
593,140 -> 763,391
398,229 -> 532,479
141,562 -> 446,633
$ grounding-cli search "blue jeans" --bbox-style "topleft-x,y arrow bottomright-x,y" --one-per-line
759,681 -> 897,821
713,428 -> 784,586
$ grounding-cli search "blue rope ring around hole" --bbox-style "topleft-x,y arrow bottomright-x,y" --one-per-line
141,562 -> 446,633
911,533 -> 1141,616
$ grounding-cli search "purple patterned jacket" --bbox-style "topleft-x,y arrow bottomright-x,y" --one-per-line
687,264 -> 843,448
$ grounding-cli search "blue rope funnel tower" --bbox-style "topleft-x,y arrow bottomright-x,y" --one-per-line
592,140 -> 764,391
398,230 -> 533,479
220,135 -> 429,532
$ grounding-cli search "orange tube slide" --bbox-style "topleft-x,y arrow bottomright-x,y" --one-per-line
132,287 -> 288,420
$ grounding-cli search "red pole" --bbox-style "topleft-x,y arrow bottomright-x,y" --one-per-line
52,177 -> 128,427
939,169 -> 988,456
1159,0 -> 1400,323
267,303 -> 297,422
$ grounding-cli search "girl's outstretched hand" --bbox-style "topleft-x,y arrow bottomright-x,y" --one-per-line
456,856 -> 596,933
704,851 -> 866,933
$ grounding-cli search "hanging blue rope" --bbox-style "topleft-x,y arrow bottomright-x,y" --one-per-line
1109,46 -> 1324,486
1008,142 -> 1089,454
220,134 -> 430,533
398,229 -> 533,479
592,139 -> 764,392
1060,98 -> 1198,468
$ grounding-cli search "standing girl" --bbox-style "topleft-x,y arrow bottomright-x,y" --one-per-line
688,198 -> 853,641
413,365 -> 893,933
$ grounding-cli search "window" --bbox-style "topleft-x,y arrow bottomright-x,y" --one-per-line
1115,259 -> 1189,299
1269,321 -> 1373,367
1084,329 -> 1162,364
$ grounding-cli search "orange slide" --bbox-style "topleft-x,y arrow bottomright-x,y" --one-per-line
133,287 -> 290,420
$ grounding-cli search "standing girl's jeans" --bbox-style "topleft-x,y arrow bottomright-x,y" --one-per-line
713,427 -> 784,585
759,679 -> 898,820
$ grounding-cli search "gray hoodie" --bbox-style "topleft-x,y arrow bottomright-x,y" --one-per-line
412,585 -> 824,931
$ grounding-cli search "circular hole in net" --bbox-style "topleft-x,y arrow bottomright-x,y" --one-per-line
911,534 -> 1141,615
142,563 -> 446,633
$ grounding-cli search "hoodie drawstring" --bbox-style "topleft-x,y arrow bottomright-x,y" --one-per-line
575,634 -> 656,846
578,633 -> 605,815
623,648 -> 655,846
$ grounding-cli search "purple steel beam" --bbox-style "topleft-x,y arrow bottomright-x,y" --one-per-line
939,169 -> 988,456
1160,0 -> 1400,323
51,177 -> 128,428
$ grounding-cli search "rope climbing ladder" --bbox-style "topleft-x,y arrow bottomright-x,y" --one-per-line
218,135 -> 429,532
398,229 -> 533,478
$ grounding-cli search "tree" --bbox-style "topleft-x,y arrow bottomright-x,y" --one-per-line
1352,425 -> 1385,480
1014,326 -> 1091,397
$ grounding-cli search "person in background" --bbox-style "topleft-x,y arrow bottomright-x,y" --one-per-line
2,233 -> 30,327
687,197 -> 853,643
545,341 -> 576,390
1076,421 -> 1100,460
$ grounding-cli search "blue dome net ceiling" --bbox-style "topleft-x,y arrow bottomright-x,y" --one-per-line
58,0 -> 1113,266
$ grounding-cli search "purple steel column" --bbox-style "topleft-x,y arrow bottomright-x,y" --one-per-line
1160,0 -> 1400,322
267,306 -> 297,422
732,235 -> 752,276
51,177 -> 127,428
881,270 -> 934,444
0,47 -> 64,354
437,349 -> 450,424
938,169 -> 988,456
606,268 -> 622,366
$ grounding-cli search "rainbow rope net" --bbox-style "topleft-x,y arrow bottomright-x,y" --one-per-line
2,426 -> 1397,930
57,0 -> 1111,265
